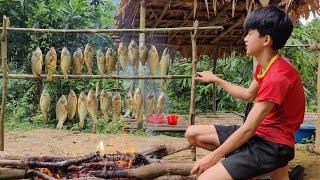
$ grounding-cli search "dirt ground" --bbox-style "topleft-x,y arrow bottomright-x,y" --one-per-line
2,128 -> 320,179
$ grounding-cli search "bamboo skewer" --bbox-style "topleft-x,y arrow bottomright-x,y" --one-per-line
0,26 -> 223,33
0,74 -> 223,80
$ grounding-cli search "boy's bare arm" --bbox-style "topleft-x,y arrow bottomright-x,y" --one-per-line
215,78 -> 258,102
195,71 -> 259,102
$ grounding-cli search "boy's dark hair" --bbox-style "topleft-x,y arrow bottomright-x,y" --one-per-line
244,6 -> 293,50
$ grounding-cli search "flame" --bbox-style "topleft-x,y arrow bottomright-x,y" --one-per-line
116,160 -> 128,168
97,141 -> 106,155
39,168 -> 52,177
128,143 -> 136,169
128,159 -> 133,169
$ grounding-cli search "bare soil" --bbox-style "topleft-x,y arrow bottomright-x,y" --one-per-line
2,128 -> 320,179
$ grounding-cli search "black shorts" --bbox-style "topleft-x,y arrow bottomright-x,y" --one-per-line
215,125 -> 294,180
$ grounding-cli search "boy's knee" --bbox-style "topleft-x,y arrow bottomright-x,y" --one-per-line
185,126 -> 198,145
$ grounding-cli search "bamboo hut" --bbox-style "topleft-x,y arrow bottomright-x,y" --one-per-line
115,0 -> 319,58
115,0 -> 320,154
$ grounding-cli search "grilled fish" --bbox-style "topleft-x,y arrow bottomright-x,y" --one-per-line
84,43 -> 94,75
156,91 -> 166,115
56,95 -> 68,130
112,92 -> 122,121
96,49 -> 105,75
118,42 -> 127,70
31,47 -> 43,76
147,45 -> 159,75
159,47 -> 170,91
106,48 -> 116,75
72,48 -> 84,75
145,90 -> 156,117
133,87 -> 143,120
128,39 -> 139,70
87,89 -> 99,133
139,43 -> 148,66
40,89 -> 50,121
100,90 -> 111,122
45,47 -> 57,81
60,47 -> 72,80
78,91 -> 87,129
123,91 -> 133,118
67,90 -> 77,120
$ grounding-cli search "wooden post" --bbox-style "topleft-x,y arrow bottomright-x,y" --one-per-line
190,20 -> 198,161
311,41 -> 320,153
212,57 -> 217,114
138,0 -> 146,129
0,16 -> 9,151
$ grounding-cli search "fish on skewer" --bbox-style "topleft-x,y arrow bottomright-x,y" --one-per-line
60,47 -> 72,79
40,89 -> 50,121
87,89 -> 99,133
56,95 -> 68,130
78,92 -> 87,129
45,47 -> 57,81
118,42 -> 128,70
72,48 -> 84,75
31,47 -> 43,76
84,43 -> 94,75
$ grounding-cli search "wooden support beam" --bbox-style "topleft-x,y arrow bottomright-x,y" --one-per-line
211,17 -> 244,44
0,16 -> 9,151
153,2 -> 171,28
313,41 -> 320,153
137,0 -> 146,129
190,21 -> 198,162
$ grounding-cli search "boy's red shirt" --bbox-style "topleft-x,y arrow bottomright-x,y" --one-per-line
254,55 -> 305,147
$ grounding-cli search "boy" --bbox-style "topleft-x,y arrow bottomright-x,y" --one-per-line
187,6 -> 305,180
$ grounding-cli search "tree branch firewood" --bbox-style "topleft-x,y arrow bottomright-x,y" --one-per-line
91,162 -> 194,179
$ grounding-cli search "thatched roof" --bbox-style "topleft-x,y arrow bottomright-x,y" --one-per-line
115,0 -> 319,58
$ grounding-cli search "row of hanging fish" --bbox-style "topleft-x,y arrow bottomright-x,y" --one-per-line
31,40 -> 171,80
39,88 -> 166,133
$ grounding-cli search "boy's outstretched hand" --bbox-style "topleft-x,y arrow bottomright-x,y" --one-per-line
195,71 -> 220,83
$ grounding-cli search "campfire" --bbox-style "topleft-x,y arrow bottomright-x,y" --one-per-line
0,144 -> 195,179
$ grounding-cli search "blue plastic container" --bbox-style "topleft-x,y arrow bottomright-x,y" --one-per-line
295,124 -> 316,143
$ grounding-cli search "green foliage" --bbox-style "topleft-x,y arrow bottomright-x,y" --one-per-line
1,0 -> 119,131
284,19 -> 320,112
215,53 -> 253,112
167,53 -> 252,113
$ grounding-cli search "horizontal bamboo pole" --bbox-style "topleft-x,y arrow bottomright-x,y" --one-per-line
0,26 -> 223,33
0,74 -> 223,80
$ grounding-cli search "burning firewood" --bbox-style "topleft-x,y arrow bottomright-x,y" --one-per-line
0,144 -> 194,179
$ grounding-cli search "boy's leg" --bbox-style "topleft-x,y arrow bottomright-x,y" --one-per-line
198,162 -> 233,180
254,165 -> 289,180
185,125 -> 220,151
270,165 -> 289,180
